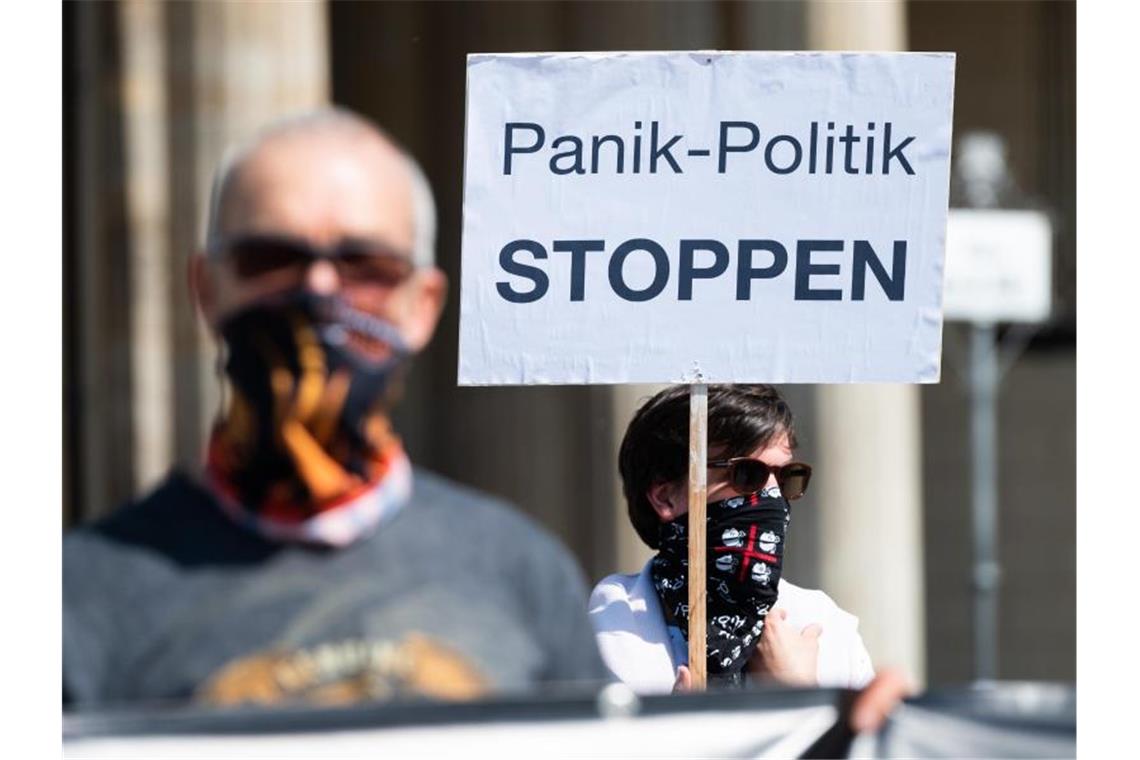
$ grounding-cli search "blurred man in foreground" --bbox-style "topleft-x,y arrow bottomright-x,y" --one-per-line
63,108 -> 606,708
590,384 -> 875,693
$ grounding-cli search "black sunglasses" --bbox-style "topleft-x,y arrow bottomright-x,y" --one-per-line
707,458 -> 813,500
217,233 -> 415,287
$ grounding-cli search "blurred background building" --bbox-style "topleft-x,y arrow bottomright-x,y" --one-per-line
63,0 -> 1074,688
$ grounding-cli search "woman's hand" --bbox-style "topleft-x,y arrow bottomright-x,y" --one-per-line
750,608 -> 821,686
849,668 -> 912,732
673,664 -> 692,692
675,608 -> 819,691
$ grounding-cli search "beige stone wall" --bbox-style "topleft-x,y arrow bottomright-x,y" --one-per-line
68,1 -> 329,521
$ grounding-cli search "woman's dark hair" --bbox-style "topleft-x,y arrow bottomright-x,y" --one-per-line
619,384 -> 797,549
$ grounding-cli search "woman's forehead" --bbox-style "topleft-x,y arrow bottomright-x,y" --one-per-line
709,431 -> 793,461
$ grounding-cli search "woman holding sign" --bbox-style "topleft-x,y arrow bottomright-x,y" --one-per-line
589,384 -> 875,693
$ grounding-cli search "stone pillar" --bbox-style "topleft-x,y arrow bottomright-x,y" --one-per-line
806,0 -> 927,687
70,1 -> 331,524
806,0 -> 908,52
120,0 -> 174,492
70,1 -> 134,521
158,1 -> 330,473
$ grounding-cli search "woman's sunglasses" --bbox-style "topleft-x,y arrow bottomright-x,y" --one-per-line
217,233 -> 415,287
707,458 -> 813,500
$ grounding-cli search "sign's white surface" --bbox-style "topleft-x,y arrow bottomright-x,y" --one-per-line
459,51 -> 956,384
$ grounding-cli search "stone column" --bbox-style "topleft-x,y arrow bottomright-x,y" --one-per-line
120,0 -> 174,492
71,1 -> 330,523
70,1 -> 134,521
806,0 -> 927,687
159,1 -> 330,473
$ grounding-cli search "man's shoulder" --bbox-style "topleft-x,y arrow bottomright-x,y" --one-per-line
64,472 -> 206,554
406,468 -> 598,658
409,467 -> 508,509
409,467 -> 556,540
63,472 -> 217,642
406,467 -> 585,583
64,471 -> 258,576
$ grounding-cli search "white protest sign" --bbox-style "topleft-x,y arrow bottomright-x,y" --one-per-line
459,51 -> 956,384
943,209 -> 1052,324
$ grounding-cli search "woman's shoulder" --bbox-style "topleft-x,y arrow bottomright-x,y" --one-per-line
589,571 -> 641,610
587,565 -> 678,694
777,578 -> 861,630
778,578 -> 875,688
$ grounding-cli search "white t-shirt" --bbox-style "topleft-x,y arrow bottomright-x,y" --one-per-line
588,560 -> 875,694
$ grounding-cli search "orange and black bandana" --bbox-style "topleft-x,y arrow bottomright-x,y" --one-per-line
205,292 -> 412,545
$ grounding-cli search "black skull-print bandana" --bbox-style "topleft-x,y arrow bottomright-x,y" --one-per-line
651,487 -> 791,687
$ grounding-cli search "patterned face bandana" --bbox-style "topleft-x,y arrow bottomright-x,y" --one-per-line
651,487 -> 791,686
206,291 -> 411,542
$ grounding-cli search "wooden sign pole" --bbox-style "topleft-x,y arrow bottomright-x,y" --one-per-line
688,382 -> 708,690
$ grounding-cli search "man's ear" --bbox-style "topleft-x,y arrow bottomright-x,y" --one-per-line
647,480 -> 685,522
401,266 -> 448,352
189,252 -> 219,332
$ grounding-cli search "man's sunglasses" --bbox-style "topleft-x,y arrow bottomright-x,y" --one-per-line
707,458 -> 813,500
217,233 -> 415,287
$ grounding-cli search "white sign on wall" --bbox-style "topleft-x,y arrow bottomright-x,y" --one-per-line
459,51 -> 956,385
943,209 -> 1052,324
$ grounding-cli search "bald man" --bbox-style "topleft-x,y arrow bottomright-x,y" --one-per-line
63,108 -> 607,708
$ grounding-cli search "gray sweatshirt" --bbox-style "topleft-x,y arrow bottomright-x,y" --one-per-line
63,469 -> 607,708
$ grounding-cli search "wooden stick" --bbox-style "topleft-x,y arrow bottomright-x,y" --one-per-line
687,382 -> 708,690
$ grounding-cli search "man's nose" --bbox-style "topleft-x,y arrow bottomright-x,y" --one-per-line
304,259 -> 340,295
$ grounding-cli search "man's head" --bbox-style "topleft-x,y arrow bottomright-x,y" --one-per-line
619,384 -> 799,548
193,109 -> 447,523
192,107 -> 446,353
